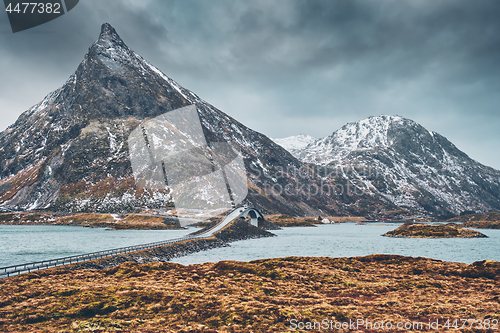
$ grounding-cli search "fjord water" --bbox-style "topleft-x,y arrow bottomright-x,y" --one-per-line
172,223 -> 500,265
0,225 -> 193,268
1,224 -> 499,268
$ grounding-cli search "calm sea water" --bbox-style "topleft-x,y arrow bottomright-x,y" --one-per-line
172,223 -> 500,265
0,225 -> 192,268
1,224 -> 499,268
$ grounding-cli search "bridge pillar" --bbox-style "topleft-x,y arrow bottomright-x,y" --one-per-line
248,210 -> 259,227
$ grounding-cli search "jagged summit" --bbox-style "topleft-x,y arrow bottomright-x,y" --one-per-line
0,24 -> 318,215
91,24 -> 128,56
99,23 -> 120,41
86,23 -> 137,71
328,115 -> 414,149
297,115 -> 462,165
65,23 -> 196,121
97,23 -> 126,47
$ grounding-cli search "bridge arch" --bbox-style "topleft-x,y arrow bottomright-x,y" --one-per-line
238,207 -> 264,227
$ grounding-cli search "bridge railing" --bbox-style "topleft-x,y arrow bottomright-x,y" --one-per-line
0,234 -> 196,279
0,206 -> 256,279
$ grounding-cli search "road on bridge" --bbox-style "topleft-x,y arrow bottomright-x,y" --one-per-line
0,206 -> 260,278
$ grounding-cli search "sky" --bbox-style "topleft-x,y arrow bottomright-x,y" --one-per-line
1,0 -> 499,169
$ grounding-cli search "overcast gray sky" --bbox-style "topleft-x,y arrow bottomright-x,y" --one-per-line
1,0 -> 499,169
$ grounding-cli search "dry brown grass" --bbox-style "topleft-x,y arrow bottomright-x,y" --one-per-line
447,212 -> 500,229
0,213 -> 183,230
0,161 -> 44,202
265,215 -> 365,227
325,216 -> 366,223
448,212 -> 500,223
266,214 -> 319,227
384,224 -> 488,238
0,255 -> 498,332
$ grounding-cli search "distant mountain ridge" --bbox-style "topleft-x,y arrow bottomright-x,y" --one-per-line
277,115 -> 500,216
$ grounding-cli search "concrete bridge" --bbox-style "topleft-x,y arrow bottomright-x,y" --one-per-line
242,207 -> 265,227
0,206 -> 265,278
198,205 -> 264,236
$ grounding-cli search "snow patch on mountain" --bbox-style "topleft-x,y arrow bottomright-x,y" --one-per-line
298,115 -> 406,165
272,134 -> 316,157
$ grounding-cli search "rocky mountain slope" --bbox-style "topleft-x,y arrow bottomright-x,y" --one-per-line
0,23 -> 343,216
293,115 -> 500,217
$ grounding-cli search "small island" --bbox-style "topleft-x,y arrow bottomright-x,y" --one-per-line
0,212 -> 184,230
383,223 -> 488,238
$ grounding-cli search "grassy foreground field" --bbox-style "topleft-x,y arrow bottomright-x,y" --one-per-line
0,255 -> 499,332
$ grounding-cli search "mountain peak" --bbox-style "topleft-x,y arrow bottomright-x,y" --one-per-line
273,134 -> 316,156
346,115 -> 409,133
293,115 -> 500,216
97,23 -> 125,46
367,114 -> 404,122
100,23 -> 116,35
296,115 -> 431,165
88,23 -> 131,62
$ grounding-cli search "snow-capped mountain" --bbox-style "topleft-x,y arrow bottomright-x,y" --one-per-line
272,134 -> 316,157
295,115 -> 500,216
1,24 -> 498,218
0,23 -> 336,215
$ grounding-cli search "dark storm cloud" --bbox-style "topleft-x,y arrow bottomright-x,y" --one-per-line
0,0 -> 170,128
1,0 -> 499,168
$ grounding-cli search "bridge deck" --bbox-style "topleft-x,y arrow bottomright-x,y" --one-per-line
0,206 -> 261,279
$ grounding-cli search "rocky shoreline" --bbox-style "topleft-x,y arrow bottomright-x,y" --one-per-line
67,218 -> 278,271
69,237 -> 228,271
